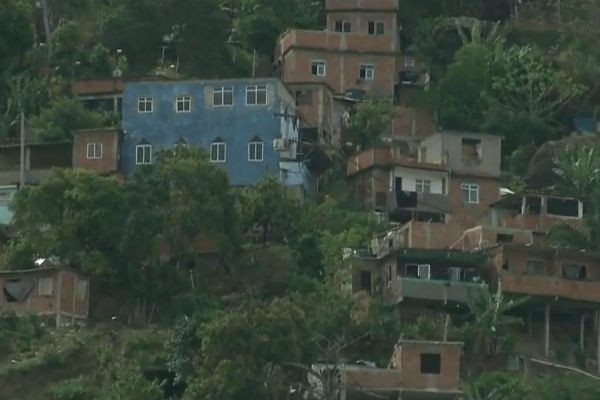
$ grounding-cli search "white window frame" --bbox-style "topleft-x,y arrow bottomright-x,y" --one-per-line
213,86 -> 234,107
86,143 -> 103,159
311,60 -> 326,77
135,144 -> 152,165
246,85 -> 268,106
368,21 -> 385,36
359,64 -> 375,80
210,142 -> 226,163
334,20 -> 351,33
175,95 -> 192,113
248,141 -> 264,162
404,56 -> 415,69
137,97 -> 153,113
38,276 -> 54,296
418,264 -> 431,280
461,183 -> 480,204
415,179 -> 431,194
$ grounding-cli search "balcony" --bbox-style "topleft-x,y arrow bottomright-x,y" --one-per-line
278,30 -> 396,56
500,273 -> 600,304
397,278 -> 488,304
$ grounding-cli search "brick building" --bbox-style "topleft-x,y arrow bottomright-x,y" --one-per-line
277,0 -> 401,97
73,128 -> 121,175
310,340 -> 463,399
0,267 -> 89,327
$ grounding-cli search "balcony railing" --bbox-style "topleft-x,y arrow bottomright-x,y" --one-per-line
500,273 -> 600,304
393,278 -> 488,304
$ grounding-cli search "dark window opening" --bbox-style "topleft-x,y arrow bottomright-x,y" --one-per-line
405,264 -> 418,278
502,260 -> 509,271
334,20 -> 351,32
461,138 -> 482,160
360,271 -> 372,293
563,264 -> 586,280
547,197 -> 579,217
3,278 -> 36,303
368,21 -> 384,35
420,353 -> 441,374
497,234 -> 514,243
3,286 -> 17,302
524,196 -> 542,215
387,265 -> 393,282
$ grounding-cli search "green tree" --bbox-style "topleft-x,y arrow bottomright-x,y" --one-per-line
239,173 -> 299,244
28,97 -> 110,141
436,43 -> 491,130
347,99 -> 396,149
467,284 -> 529,355
553,142 -> 600,200
0,0 -> 34,108
488,45 -> 586,120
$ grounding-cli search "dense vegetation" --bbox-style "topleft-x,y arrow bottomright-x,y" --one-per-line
3,0 -> 600,399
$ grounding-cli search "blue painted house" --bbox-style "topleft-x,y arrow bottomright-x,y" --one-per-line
121,78 -> 314,195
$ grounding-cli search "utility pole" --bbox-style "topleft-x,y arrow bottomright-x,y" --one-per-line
252,49 -> 257,78
19,110 -> 25,189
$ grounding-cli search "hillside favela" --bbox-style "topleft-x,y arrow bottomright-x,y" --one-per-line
2,0 -> 600,399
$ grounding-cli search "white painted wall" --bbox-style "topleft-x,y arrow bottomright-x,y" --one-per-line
389,166 -> 448,194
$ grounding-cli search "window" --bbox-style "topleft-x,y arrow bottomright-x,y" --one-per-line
442,178 -> 447,195
547,197 -> 579,217
449,267 -> 463,282
213,86 -> 234,107
334,20 -> 351,32
248,140 -> 264,162
38,276 -> 54,296
405,264 -> 430,279
137,97 -> 153,113
420,353 -> 441,374
246,85 -> 268,106
418,265 -> 431,280
175,95 -> 192,113
403,56 -> 415,69
359,64 -> 375,80
76,279 -> 88,301
210,141 -> 226,162
461,183 -> 479,204
415,179 -> 431,194
86,143 -> 102,159
527,259 -> 547,276
136,144 -> 152,165
497,233 -> 514,243
462,138 -> 482,161
311,60 -> 326,77
563,263 -> 586,280
368,21 -> 384,35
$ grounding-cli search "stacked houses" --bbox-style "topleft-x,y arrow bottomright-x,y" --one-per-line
2,0 -> 600,397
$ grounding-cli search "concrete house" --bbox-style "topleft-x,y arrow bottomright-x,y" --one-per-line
418,131 -> 503,229
277,0 -> 401,97
0,267 -> 90,327
310,340 -> 463,399
347,147 -> 452,223
120,78 -> 314,197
